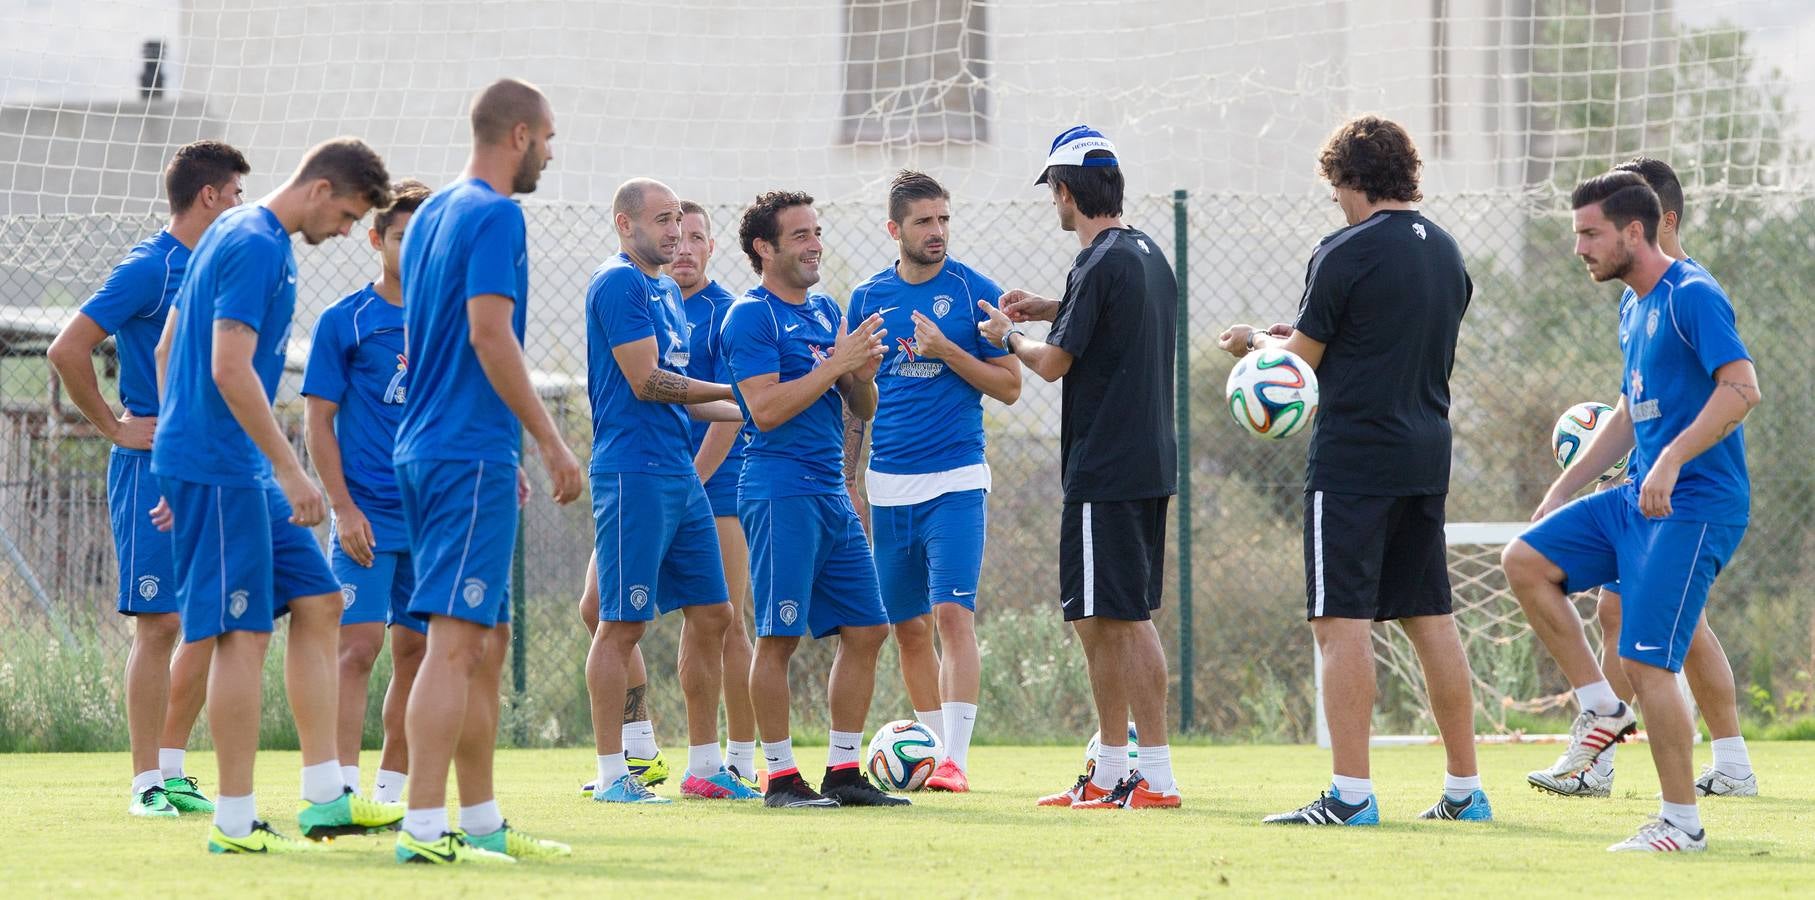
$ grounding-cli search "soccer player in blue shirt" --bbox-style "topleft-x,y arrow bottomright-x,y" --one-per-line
720,191 -> 905,809
393,78 -> 580,864
1505,171 -> 1760,853
153,138 -> 401,853
844,171 -> 1021,792
47,140 -> 248,818
303,179 -> 431,805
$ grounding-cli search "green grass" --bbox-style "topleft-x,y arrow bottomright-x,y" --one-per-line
9,743 -> 1815,896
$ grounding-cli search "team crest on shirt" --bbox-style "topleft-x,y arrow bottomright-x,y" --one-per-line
340,584 -> 357,610
228,589 -> 250,619
629,585 -> 650,611
1412,223 -> 1427,240
778,600 -> 799,626
136,575 -> 160,600
932,295 -> 953,318
384,353 -> 408,405
461,578 -> 487,608
1646,309 -> 1660,337
814,310 -> 832,331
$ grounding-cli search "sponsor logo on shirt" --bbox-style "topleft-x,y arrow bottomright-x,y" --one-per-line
384,353 -> 408,405
1630,369 -> 1644,400
1632,399 -> 1661,422
663,329 -> 690,369
890,337 -> 944,379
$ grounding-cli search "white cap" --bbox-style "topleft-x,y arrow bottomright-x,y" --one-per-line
1035,125 -> 1119,185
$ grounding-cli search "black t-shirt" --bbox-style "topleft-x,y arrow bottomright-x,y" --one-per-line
1292,209 -> 1471,496
1046,227 -> 1178,502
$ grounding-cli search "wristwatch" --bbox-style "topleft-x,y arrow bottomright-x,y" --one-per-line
1245,330 -> 1258,351
1003,329 -> 1024,351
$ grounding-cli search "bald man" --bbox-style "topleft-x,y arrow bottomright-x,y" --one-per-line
582,177 -> 749,803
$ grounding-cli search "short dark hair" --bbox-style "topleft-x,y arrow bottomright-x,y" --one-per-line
679,199 -> 710,230
470,78 -> 548,145
1042,150 -> 1124,218
164,140 -> 249,215
738,190 -> 814,275
295,137 -> 393,209
888,170 -> 949,224
1318,116 -> 1423,203
1612,156 -> 1684,222
374,178 -> 431,237
1571,171 -> 1661,243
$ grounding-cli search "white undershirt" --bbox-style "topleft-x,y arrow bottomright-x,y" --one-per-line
864,463 -> 991,507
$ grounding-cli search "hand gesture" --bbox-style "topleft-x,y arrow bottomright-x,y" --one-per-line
831,313 -> 887,377
910,310 -> 956,361
977,299 -> 1013,348
149,496 -> 173,533
517,466 -> 532,508
541,439 -> 584,505
1216,324 -> 1257,358
275,464 -> 327,527
113,412 -> 156,451
333,502 -> 376,568
1638,460 -> 1679,518
1000,290 -> 1059,323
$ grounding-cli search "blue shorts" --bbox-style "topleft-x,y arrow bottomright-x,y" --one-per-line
703,466 -> 739,518
1518,489 -> 1745,672
331,543 -> 424,634
591,472 -> 729,622
109,450 -> 177,615
159,477 -> 340,643
872,489 -> 986,623
397,459 -> 515,628
740,492 -> 886,639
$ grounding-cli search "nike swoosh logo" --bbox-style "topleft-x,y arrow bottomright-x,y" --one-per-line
876,306 -> 899,315
952,590 -> 974,597
834,744 -> 856,751
412,844 -> 456,862
1634,642 -> 1662,651
784,324 -> 801,332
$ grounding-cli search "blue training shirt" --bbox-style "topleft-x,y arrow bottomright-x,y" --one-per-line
1617,258 -> 1751,525
681,279 -> 749,479
720,286 -> 848,499
848,257 -> 1009,475
302,286 -> 409,547
394,178 -> 530,466
152,205 -> 296,488
587,252 -> 694,475
80,230 -> 190,450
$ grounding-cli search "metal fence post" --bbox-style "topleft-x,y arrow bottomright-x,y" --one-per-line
1172,188 -> 1194,733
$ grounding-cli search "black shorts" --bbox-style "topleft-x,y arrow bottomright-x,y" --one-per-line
1060,497 -> 1167,622
1303,491 -> 1451,621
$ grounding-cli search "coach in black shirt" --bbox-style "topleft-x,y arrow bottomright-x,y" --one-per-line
980,125 -> 1182,809
1220,116 -> 1489,826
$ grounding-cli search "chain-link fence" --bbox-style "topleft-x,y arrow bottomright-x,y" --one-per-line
3,189 -> 1811,750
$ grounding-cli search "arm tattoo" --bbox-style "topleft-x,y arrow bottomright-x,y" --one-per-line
1718,379 -> 1759,408
622,683 -> 649,724
842,406 -> 867,486
640,369 -> 693,403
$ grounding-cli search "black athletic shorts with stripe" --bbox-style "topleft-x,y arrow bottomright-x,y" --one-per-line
1060,497 -> 1168,622
1302,490 -> 1452,621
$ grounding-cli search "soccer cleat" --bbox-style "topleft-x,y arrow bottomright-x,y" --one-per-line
129,785 -> 179,818
820,767 -> 910,807
628,751 -> 670,787
763,771 -> 839,809
298,786 -> 406,839
1418,789 -> 1494,821
395,830 -> 516,864
1559,702 -> 1637,773
1607,815 -> 1706,853
1262,788 -> 1380,826
1695,766 -> 1758,797
1071,772 -> 1181,810
208,820 -> 326,854
464,821 -> 572,859
727,763 -> 765,794
1528,755 -> 1613,798
579,779 -> 596,796
1036,772 -> 1110,808
592,773 -> 672,804
162,776 -> 216,814
924,758 -> 970,793
681,768 -> 763,800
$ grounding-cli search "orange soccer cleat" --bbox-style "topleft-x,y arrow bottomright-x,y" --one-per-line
1071,773 -> 1182,810
1037,772 -> 1109,807
925,759 -> 970,793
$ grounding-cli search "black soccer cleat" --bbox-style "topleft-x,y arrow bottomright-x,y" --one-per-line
820,767 -> 911,807
763,771 -> 839,809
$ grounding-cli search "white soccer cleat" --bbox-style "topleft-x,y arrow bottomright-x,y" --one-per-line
1559,703 -> 1637,773
1528,754 -> 1613,798
1695,765 -> 1758,797
1607,815 -> 1705,853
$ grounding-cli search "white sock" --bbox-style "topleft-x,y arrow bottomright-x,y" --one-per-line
942,701 -> 977,770
623,720 -> 659,759
1660,798 -> 1702,835
158,748 -> 186,781
688,742 -> 723,779
915,709 -> 945,748
1443,772 -> 1481,801
1574,680 -> 1622,716
763,737 -> 797,776
1331,773 -> 1373,805
404,806 -> 448,843
300,760 -> 345,805
828,730 -> 863,770
1139,744 -> 1175,793
597,752 -> 629,788
726,740 -> 757,776
1710,735 -> 1752,778
340,765 -> 362,796
214,793 -> 257,838
373,769 -> 407,804
460,799 -> 503,836
1091,741 -> 1128,791
131,769 -> 163,795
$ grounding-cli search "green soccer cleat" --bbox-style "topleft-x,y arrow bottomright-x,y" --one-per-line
628,751 -> 670,787
395,830 -> 516,865
464,821 -> 572,860
298,786 -> 405,840
208,820 -> 325,854
163,776 -> 216,814
128,785 -> 179,818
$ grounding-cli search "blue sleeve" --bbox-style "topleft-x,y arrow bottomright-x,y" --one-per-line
968,270 -> 1011,360
465,203 -> 526,303
724,303 -> 780,383
1292,240 -> 1353,344
80,247 -> 161,335
597,269 -> 656,349
213,234 -> 283,333
1673,286 -> 1750,376
300,308 -> 350,404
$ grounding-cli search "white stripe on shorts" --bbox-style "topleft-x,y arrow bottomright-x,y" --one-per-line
1081,502 -> 1095,618
444,461 -> 486,616
1312,490 -> 1326,618
1663,523 -> 1709,670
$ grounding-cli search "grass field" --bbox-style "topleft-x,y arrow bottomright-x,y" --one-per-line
9,743 -> 1814,897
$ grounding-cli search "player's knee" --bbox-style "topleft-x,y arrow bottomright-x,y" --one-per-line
686,601 -> 733,637
892,615 -> 933,651
1501,540 -> 1555,588
338,632 -> 383,672
596,619 -> 646,651
933,605 -> 976,641
133,612 -> 183,649
1595,590 -> 1622,626
840,623 -> 890,654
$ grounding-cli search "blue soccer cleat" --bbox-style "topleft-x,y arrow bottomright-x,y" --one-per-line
591,773 -> 672,805
1262,786 -> 1380,825
1418,788 -> 1493,821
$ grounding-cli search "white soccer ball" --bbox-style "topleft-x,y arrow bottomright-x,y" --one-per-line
1083,722 -> 1139,776
1551,401 -> 1630,483
866,719 -> 942,791
1225,348 -> 1319,440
